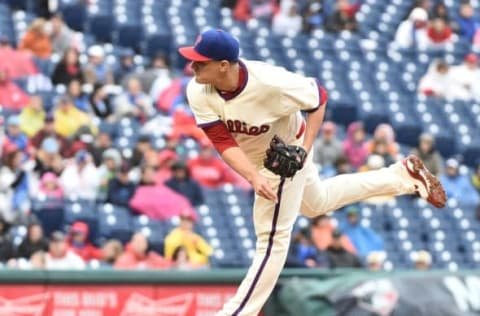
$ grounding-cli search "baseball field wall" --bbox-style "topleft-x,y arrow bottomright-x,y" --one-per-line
0,269 -> 478,315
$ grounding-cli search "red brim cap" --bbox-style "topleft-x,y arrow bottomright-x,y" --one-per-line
178,46 -> 212,62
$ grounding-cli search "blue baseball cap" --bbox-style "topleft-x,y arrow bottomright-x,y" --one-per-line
178,29 -> 239,62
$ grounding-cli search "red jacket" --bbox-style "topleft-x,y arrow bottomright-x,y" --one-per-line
188,157 -> 236,188
114,248 -> 171,270
427,26 -> 452,43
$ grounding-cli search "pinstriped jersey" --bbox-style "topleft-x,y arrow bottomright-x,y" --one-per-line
187,59 -> 320,167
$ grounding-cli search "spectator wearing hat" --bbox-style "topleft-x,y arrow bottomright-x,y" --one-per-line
340,206 -> 384,258
67,221 -> 102,261
38,171 -> 64,199
89,83 -> 114,119
285,228 -> 327,268
164,213 -> 213,266
313,121 -> 343,171
325,230 -> 363,269
342,122 -> 369,170
83,45 -> 114,85
165,160 -> 205,207
366,251 -> 386,271
106,162 -> 136,208
440,158 -> 479,206
115,232 -> 170,269
17,222 -> 49,259
410,133 -> 443,175
114,48 -> 137,85
98,148 -> 122,195
31,113 -> 71,158
114,77 -> 154,121
0,66 -> 30,111
451,53 -> 480,98
60,150 -> 100,201
5,115 -> 31,156
412,250 -> 432,270
454,2 -> 478,42
19,18 -> 52,58
45,231 -> 85,270
54,95 -> 91,138
187,143 -> 237,188
394,7 -> 429,49
48,12 -> 76,56
51,48 -> 84,85
19,96 -> 46,138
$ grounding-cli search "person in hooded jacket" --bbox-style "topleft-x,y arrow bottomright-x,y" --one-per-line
342,121 -> 369,170
67,221 -> 102,261
165,160 -> 204,207
17,222 -> 49,259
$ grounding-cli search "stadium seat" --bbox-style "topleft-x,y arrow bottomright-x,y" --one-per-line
86,14 -> 113,43
61,3 -> 87,31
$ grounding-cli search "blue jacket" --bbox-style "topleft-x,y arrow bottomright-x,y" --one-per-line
440,174 -> 480,206
340,222 -> 384,258
457,17 -> 477,41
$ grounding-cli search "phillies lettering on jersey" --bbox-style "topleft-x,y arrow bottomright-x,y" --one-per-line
226,119 -> 270,136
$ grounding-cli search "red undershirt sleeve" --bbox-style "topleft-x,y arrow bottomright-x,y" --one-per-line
201,121 -> 239,154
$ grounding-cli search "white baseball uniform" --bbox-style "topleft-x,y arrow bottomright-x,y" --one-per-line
187,59 -> 416,316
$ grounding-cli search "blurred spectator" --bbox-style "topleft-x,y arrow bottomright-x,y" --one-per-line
0,216 -> 14,263
426,17 -> 453,48
340,206 -> 384,258
431,2 -> 450,22
60,150 -> 100,201
326,230 -> 363,268
0,150 -> 30,221
313,121 -> 343,170
45,231 -> 85,270
171,246 -> 202,270
154,149 -> 179,184
130,135 -> 154,167
67,79 -> 90,112
115,232 -> 171,269
394,8 -> 429,49
366,251 -> 385,271
6,115 -> 31,155
369,140 -> 396,167
439,158 -> 480,206
67,222 -> 102,261
165,161 -> 205,207
286,228 -> 327,268
272,1 -> 302,35
83,45 -> 114,85
129,166 -> 195,220
53,96 -> 91,138
100,239 -> 123,267
302,1 -> 323,33
156,64 -> 193,113
410,133 -> 443,176
89,83 -> 114,119
114,48 -> 137,85
367,124 -> 399,161
19,96 -> 46,138
342,122 -> 368,170
325,0 -> 358,32
38,172 -> 64,198
17,222 -> 49,259
34,137 -> 64,176
451,53 -> 479,98
454,2 -> 477,42
114,77 -> 154,121
48,12 -> 76,55
31,114 -> 71,158
471,163 -> 480,193
418,59 -> 470,100
0,35 -> 38,79
334,156 -> 352,175
188,144 -> 236,188
88,131 -> 113,167
106,163 -> 136,208
412,250 -> 432,270
9,250 -> 46,269
0,66 -> 30,111
19,18 -> 52,58
142,53 -> 172,101
51,48 -> 84,85
310,215 -> 356,253
164,213 -> 213,266
233,0 -> 279,22
98,149 -> 122,194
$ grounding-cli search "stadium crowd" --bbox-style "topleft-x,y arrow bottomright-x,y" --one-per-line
0,0 -> 479,272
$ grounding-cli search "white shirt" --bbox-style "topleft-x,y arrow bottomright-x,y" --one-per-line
187,59 -> 320,167
60,162 -> 100,200
46,251 -> 86,270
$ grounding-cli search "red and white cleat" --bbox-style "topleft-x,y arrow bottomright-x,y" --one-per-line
403,155 -> 447,208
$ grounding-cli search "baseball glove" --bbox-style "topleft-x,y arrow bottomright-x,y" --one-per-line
264,135 -> 307,178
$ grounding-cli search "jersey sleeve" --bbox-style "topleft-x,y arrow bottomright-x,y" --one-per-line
268,66 -> 326,114
186,81 -> 220,127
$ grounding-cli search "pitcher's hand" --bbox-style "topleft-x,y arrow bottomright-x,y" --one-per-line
251,173 -> 278,203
